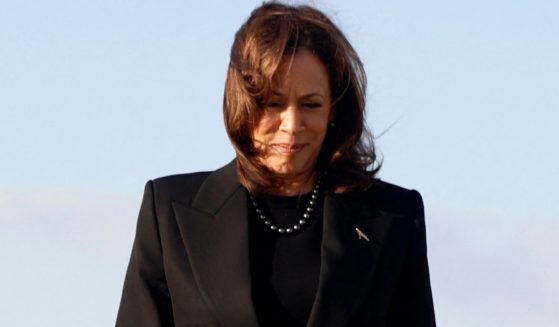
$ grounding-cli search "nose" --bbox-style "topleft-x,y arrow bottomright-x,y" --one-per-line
279,106 -> 304,134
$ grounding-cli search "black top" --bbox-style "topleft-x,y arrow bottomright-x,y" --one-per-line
248,192 -> 324,327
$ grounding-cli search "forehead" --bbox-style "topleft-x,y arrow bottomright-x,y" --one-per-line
272,48 -> 330,93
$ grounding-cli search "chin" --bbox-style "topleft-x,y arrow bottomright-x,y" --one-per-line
270,161 -> 311,177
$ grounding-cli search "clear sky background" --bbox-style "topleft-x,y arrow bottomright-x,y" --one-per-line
1,0 -> 558,326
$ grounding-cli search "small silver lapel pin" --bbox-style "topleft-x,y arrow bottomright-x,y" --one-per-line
355,227 -> 370,242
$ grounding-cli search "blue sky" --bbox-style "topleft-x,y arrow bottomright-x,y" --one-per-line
1,0 -> 558,326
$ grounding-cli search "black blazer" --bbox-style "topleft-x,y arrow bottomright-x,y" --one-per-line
116,161 -> 435,326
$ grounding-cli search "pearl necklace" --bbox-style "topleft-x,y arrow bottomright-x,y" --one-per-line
249,176 -> 322,234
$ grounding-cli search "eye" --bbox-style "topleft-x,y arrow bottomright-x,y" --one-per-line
304,102 -> 322,109
266,101 -> 283,109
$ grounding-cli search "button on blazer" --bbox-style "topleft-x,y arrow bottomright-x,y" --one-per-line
116,160 -> 436,326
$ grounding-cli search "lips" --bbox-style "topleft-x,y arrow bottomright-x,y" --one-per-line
271,143 -> 307,155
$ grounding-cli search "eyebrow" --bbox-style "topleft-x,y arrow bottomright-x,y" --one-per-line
271,91 -> 324,99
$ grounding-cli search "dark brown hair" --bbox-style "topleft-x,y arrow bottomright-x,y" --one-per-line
223,2 -> 380,195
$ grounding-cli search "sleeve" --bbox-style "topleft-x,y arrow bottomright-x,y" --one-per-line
387,190 -> 436,326
116,181 -> 175,327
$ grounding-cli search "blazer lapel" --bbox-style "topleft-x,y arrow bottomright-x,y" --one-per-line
306,191 -> 394,327
172,161 -> 260,327
171,160 -> 395,327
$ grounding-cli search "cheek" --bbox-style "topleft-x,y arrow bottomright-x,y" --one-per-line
310,117 -> 330,137
252,114 -> 279,140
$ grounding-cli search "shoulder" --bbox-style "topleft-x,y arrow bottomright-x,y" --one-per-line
364,179 -> 424,218
146,171 -> 213,205
142,160 -> 240,210
152,171 -> 212,189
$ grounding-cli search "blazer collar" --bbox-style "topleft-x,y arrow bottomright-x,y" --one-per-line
307,191 -> 393,327
172,160 -> 260,326
173,161 -> 394,327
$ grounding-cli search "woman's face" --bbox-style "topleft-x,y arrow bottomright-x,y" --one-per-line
252,48 -> 332,180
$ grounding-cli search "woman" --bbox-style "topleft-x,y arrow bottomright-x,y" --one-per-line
117,2 -> 435,327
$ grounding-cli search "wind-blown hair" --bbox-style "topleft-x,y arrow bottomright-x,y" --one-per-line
223,2 -> 380,195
